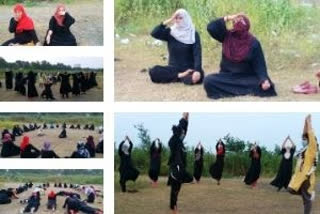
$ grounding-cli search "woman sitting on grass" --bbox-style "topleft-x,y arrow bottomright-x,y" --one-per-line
1,133 -> 20,158
2,4 -> 40,46
149,9 -> 204,85
41,141 -> 59,158
20,136 -> 40,158
44,4 -> 77,46
204,13 -> 277,99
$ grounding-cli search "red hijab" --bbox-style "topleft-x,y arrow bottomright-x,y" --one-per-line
20,136 -> 30,152
14,4 -> 34,33
222,15 -> 254,63
54,4 -> 66,26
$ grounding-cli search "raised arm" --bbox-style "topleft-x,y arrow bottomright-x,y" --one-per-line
207,18 -> 227,43
64,12 -> 75,28
150,23 -> 171,41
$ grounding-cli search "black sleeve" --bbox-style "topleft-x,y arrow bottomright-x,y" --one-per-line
118,141 -> 124,156
280,148 -> 285,154
49,17 -> 55,31
178,118 -> 188,135
251,40 -> 269,83
63,198 -> 68,208
193,32 -> 204,84
128,140 -> 133,152
30,30 -> 39,44
9,18 -> 17,33
150,23 -> 170,41
159,143 -> 162,153
64,13 -> 75,28
207,18 -> 227,43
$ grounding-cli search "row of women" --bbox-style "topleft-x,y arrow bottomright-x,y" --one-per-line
1,4 -> 77,46
0,183 -> 103,214
1,126 -> 103,158
118,113 -> 318,214
148,9 -> 277,99
2,70 -> 98,100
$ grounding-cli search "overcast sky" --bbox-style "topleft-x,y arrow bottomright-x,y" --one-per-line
2,56 -> 103,69
115,113 -> 320,152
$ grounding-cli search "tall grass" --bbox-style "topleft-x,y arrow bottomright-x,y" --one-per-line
115,0 -> 320,70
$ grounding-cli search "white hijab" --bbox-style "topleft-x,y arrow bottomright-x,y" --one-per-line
170,9 -> 195,45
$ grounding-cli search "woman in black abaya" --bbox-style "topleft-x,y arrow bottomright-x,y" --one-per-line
244,143 -> 261,187
118,136 -> 140,193
72,73 -> 80,96
193,142 -> 204,183
5,70 -> 13,90
27,71 -> 38,98
148,138 -> 162,187
270,136 -> 296,191
59,72 -> 72,98
210,139 -> 226,185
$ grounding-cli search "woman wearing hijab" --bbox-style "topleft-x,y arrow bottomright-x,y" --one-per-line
148,138 -> 162,187
2,4 -> 39,46
41,76 -> 55,101
270,136 -> 296,191
27,71 -> 38,98
204,13 -> 277,99
59,72 -> 72,99
20,136 -> 40,158
244,143 -> 262,187
288,115 -> 318,214
44,4 -> 77,46
118,136 -> 140,193
70,142 -> 90,158
149,9 -> 204,85
72,73 -> 81,96
47,190 -> 57,211
0,133 -> 20,157
5,71 -> 13,90
210,139 -> 226,185
59,127 -> 67,138
41,141 -> 59,158
85,135 -> 96,158
193,142 -> 204,183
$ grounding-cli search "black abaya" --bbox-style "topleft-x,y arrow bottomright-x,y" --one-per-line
149,24 -> 204,85
270,147 -> 295,190
5,71 -> 13,89
0,140 -> 20,157
20,144 -> 40,158
72,73 -> 80,96
118,140 -> 140,192
27,71 -> 38,98
210,142 -> 226,181
148,141 -> 162,182
59,73 -> 72,98
44,13 -> 77,46
244,146 -> 262,185
204,18 -> 277,99
193,147 -> 204,182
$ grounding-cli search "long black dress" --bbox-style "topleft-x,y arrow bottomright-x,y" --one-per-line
41,150 -> 59,158
41,82 -> 55,100
44,13 -> 77,46
204,18 -> 277,99
244,146 -> 262,185
5,71 -> 13,89
27,71 -> 38,98
2,18 -> 39,46
210,141 -> 226,182
149,24 -> 204,85
20,144 -> 40,158
72,73 -> 80,96
59,73 -> 72,98
118,140 -> 140,192
193,146 -> 204,182
14,73 -> 22,91
148,141 -> 162,182
270,147 -> 295,190
1,140 -> 20,157
89,72 -> 98,89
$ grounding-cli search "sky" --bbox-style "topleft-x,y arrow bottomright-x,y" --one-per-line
2,56 -> 103,69
115,113 -> 320,152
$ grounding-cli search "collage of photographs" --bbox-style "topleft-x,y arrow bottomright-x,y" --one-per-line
0,0 -> 320,214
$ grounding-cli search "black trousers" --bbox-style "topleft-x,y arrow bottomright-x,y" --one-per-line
170,177 -> 181,210
301,180 -> 312,214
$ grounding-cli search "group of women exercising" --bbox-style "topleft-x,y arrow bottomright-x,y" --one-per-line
0,122 -> 103,158
148,9 -> 277,99
1,3 -> 77,46
0,182 -> 103,213
1,70 -> 99,100
118,113 -> 318,214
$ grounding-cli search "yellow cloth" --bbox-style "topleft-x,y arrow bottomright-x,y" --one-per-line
288,130 -> 317,194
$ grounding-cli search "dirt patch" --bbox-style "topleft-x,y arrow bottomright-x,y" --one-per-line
0,128 -> 103,158
0,76 -> 103,102
115,176 -> 320,214
115,37 -> 320,101
0,0 -> 103,46
0,183 -> 103,214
